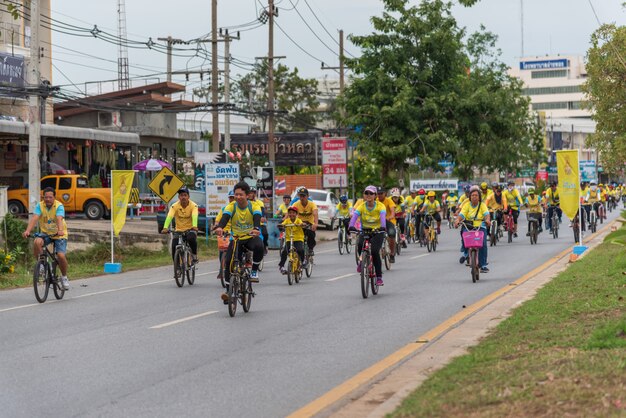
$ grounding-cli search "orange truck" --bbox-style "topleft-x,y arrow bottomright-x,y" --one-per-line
7,174 -> 111,220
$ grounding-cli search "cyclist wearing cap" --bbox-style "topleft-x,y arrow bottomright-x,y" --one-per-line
419,191 -> 442,234
377,187 -> 397,262
503,181 -> 523,237
456,185 -> 472,213
161,187 -> 199,264
412,188 -> 426,240
292,187 -> 319,255
485,183 -> 507,228
446,190 -> 459,220
214,181 -> 264,290
349,185 -> 387,286
524,188 -> 543,235
544,181 -> 562,231
455,186 -> 491,273
275,194 -> 292,218
480,182 -> 493,203
335,195 -> 353,233
278,206 -> 305,275
585,181 -> 603,222
390,188 -> 407,247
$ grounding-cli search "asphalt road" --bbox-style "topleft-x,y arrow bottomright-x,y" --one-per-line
0,209 -> 619,417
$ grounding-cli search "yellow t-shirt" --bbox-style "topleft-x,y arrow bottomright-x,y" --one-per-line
525,195 -> 542,214
405,196 -> 415,209
446,195 -> 459,206
36,200 -> 68,239
164,201 -> 199,232
379,197 -> 396,224
460,202 -> 490,228
336,202 -> 352,218
222,201 -> 262,240
481,189 -> 494,203
485,193 -> 508,211
281,217 -> 304,242
503,189 -> 523,210
355,201 -> 386,230
411,196 -> 425,212
545,188 -> 559,206
581,187 -> 590,205
276,203 -> 289,217
421,199 -> 441,215
293,199 -> 318,224
215,206 -> 232,233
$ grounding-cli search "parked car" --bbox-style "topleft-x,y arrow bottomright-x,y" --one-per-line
292,188 -> 339,230
156,190 -> 210,234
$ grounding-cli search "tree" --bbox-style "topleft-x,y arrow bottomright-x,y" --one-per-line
582,23 -> 626,175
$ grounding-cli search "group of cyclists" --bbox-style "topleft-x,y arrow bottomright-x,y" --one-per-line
20,178 -> 625,301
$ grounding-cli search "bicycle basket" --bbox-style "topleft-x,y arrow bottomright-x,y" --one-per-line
217,235 -> 231,251
462,230 -> 484,248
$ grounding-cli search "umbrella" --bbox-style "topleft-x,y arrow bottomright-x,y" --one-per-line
133,158 -> 172,171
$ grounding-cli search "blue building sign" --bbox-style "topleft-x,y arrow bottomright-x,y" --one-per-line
520,59 -> 569,71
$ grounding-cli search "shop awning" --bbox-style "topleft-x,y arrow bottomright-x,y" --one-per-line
0,120 -> 140,144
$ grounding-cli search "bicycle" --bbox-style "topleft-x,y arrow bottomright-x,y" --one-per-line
302,222 -> 314,278
549,206 -> 559,239
31,234 -> 65,303
225,235 -> 255,317
172,230 -> 196,287
589,204 -> 598,234
406,213 -> 416,244
447,207 -> 456,229
279,223 -> 304,285
394,221 -> 402,256
335,217 -> 352,255
489,211 -> 500,247
571,212 -> 581,244
460,223 -> 484,283
526,212 -> 540,245
424,214 -> 438,252
504,209 -> 515,243
357,230 -> 385,299
597,202 -> 605,224
380,234 -> 392,270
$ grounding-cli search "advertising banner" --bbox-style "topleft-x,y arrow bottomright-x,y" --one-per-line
0,52 -> 25,90
322,137 -> 347,189
228,132 -> 321,166
410,179 -> 459,191
579,160 -> 597,183
111,170 -> 135,237
205,163 -> 240,217
556,150 -> 580,220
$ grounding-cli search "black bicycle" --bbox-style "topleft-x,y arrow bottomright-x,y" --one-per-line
172,230 -> 196,287
225,236 -> 255,317
31,234 -> 65,303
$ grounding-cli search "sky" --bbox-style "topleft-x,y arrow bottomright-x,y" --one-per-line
47,0 -> 626,97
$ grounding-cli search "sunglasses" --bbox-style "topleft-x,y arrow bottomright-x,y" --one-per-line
364,191 -> 375,195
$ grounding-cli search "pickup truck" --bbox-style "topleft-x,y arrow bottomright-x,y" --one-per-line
7,174 -> 111,220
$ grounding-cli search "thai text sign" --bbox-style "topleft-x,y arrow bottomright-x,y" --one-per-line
205,163 -> 240,217
322,137 -> 347,189
228,132 -> 321,166
410,179 -> 459,191
0,52 -> 24,89
579,160 -> 597,183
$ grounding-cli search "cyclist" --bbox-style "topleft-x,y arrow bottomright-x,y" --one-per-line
214,190 -> 235,281
585,181 -> 603,225
275,194 -> 292,218
544,181 -> 562,232
335,195 -> 353,233
214,181 -> 264,293
485,183 -> 507,229
390,188 -> 407,248
405,189 -> 417,213
419,191 -> 441,235
455,186 -> 491,273
161,187 -> 199,263
292,187 -> 318,258
446,190 -> 459,221
599,183 -> 608,220
503,181 -> 523,237
440,189 -> 450,220
456,185 -> 472,214
479,182 -> 493,204
349,185 -> 387,286
524,188 -> 543,235
22,187 -> 70,290
247,187 -> 269,255
377,187 -> 397,262
278,206 -> 305,275
412,188 -> 426,240
580,181 -> 591,227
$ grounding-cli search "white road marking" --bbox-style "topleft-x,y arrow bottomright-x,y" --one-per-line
410,254 -> 430,260
325,273 -> 357,282
0,302 -> 43,313
196,270 -> 219,277
150,310 -> 218,329
73,279 -> 172,298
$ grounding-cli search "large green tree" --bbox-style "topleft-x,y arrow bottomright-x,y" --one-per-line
583,23 -> 626,175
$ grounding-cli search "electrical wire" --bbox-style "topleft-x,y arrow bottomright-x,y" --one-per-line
302,0 -> 356,58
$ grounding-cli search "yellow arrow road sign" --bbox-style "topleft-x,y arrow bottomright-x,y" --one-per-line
148,167 -> 185,203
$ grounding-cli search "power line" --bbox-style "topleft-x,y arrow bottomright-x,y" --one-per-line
284,0 -> 339,58
301,0 -> 356,58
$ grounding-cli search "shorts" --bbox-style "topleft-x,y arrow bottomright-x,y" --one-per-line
35,233 -> 67,254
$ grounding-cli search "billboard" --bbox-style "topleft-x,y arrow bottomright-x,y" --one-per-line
227,132 -> 322,166
322,137 -> 347,189
579,160 -> 597,183
205,163 -> 240,217
520,59 -> 569,71
0,52 -> 24,90
410,179 -> 459,191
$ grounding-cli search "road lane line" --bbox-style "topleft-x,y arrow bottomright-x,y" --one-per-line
0,302 -> 44,313
73,279 -> 172,299
196,270 -> 219,277
286,220 -> 617,418
410,254 -> 429,260
150,310 -> 218,329
325,273 -> 356,282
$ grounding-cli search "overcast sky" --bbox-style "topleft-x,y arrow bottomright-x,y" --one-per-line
48,0 -> 626,96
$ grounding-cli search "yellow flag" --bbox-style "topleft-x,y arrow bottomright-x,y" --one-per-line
112,170 -> 136,237
556,150 -> 580,220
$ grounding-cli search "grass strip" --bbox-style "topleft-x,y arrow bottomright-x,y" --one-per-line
391,220 -> 626,417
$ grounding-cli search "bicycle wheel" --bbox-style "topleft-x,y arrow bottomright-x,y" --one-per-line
228,276 -> 239,317
52,263 -> 65,300
573,225 -> 580,243
383,243 -> 391,271
426,233 -> 432,253
287,259 -> 294,285
529,222 -> 535,245
220,255 -> 227,288
599,207 -> 604,224
186,251 -> 195,285
33,260 -> 49,303
305,254 -> 313,278
174,248 -> 185,287
242,278 -> 252,313
294,259 -> 301,284
433,234 -> 437,252
470,249 -> 478,283
360,254 -> 369,299
258,257 -> 264,272
507,227 -> 513,243
338,228 -> 344,255
345,234 -> 352,254
370,266 -> 379,295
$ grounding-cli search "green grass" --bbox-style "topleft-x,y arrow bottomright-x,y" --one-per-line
0,239 -> 218,289
390,222 -> 626,417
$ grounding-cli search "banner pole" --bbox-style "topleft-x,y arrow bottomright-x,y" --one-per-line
111,170 -> 114,264
578,149 -> 583,246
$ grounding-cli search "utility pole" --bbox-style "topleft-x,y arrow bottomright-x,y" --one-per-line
157,36 -> 174,82
267,0 -> 278,167
27,0 -> 41,217
220,29 -> 240,150
211,0 -> 220,153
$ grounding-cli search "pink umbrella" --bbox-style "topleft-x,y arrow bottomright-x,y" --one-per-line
133,158 -> 172,171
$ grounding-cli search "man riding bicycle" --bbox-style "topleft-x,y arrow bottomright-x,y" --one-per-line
446,190 -> 459,220
214,181 -> 264,293
22,187 -> 70,290
544,181 -> 562,231
349,185 -> 387,286
390,188 -> 407,248
525,188 -> 543,235
419,191 -> 441,235
377,187 -> 397,262
585,181 -> 603,225
335,195 -> 353,233
292,187 -> 318,257
161,187 -> 199,264
484,183 -> 507,228
503,180 -> 523,238
479,182 -> 493,204
275,194 -> 292,218
411,189 -> 426,239
214,190 -> 235,281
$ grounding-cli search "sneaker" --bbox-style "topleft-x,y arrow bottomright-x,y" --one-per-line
309,250 -> 315,256
513,232 -> 518,238
459,255 -> 466,264
436,227 -> 441,235
376,277 -> 384,286
279,266 -> 287,275
526,232 -> 530,236
217,272 -> 223,280
390,255 -> 395,263
221,293 -> 229,304
480,267 -> 489,273
192,256 -> 198,264
60,276 -> 70,290
356,264 -> 362,273
249,270 -> 259,283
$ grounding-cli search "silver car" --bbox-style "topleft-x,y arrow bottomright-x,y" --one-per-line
292,189 -> 339,230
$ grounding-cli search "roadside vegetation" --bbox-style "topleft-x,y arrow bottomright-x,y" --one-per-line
391,216 -> 626,417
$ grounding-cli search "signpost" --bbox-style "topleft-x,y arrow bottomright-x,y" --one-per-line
322,137 -> 348,190
148,167 -> 184,203
205,163 -> 240,217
